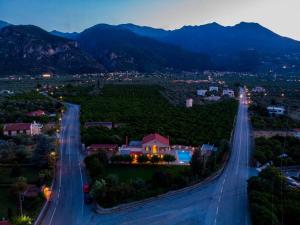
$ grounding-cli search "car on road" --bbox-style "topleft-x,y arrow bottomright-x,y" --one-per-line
83,184 -> 90,193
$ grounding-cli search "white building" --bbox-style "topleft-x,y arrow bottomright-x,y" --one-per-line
197,89 -> 207,96
267,106 -> 285,116
209,86 -> 218,92
186,98 -> 193,108
222,89 -> 235,97
294,129 -> 300,139
252,86 -> 266,93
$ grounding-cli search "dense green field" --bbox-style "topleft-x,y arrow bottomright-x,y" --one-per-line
61,84 -> 238,147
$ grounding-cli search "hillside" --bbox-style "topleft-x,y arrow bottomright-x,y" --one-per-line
78,24 -> 211,72
119,22 -> 300,72
0,25 -> 103,75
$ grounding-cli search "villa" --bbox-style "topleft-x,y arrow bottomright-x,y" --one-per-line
119,133 -> 171,158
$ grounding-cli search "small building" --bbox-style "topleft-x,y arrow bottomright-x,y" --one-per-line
294,128 -> 300,139
26,110 -> 46,117
267,106 -> 285,116
197,89 -> 207,97
209,86 -> 218,92
84,122 -> 113,129
186,98 -> 193,108
142,133 -> 170,155
252,86 -> 266,93
222,89 -> 235,97
3,122 -> 43,136
200,144 -> 217,157
87,144 -> 118,158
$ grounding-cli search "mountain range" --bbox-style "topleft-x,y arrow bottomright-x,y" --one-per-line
0,20 -> 300,75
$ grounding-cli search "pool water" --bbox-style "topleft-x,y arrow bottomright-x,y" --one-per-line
176,150 -> 191,163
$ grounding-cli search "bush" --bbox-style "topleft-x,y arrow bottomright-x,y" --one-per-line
163,154 -> 176,164
137,154 -> 149,164
150,155 -> 160,164
84,156 -> 105,179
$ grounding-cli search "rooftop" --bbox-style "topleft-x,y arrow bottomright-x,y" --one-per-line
142,133 -> 169,145
3,123 -> 31,131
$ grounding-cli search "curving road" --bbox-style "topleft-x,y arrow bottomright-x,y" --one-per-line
38,90 -> 253,225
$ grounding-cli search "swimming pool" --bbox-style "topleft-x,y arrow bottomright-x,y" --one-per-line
176,150 -> 191,163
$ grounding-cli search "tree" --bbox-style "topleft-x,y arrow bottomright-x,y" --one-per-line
84,156 -> 105,179
13,177 -> 28,216
163,154 -> 176,164
137,154 -> 149,164
90,179 -> 106,199
150,155 -> 160,164
190,149 -> 203,175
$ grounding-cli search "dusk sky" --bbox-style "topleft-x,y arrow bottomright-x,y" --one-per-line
0,0 -> 299,40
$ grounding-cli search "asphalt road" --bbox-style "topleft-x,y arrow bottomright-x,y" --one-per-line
39,104 -> 88,225
39,90 -> 252,225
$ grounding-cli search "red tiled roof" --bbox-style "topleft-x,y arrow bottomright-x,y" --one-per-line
142,133 -> 169,145
87,144 -> 118,151
3,123 -> 31,132
0,221 -> 13,225
27,110 -> 46,117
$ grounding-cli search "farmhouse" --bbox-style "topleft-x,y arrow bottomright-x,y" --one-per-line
3,122 -> 43,136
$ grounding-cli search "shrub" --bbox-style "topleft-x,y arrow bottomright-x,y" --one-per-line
137,154 -> 149,164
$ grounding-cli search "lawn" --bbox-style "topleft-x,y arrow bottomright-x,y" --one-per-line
106,164 -> 187,182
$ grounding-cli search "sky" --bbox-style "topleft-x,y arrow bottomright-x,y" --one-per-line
0,0 -> 299,40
